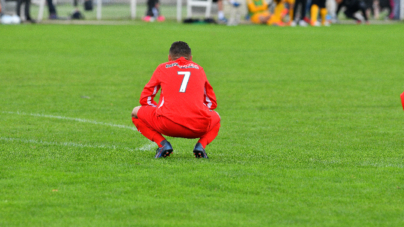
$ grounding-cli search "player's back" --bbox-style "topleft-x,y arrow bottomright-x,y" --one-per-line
155,57 -> 212,132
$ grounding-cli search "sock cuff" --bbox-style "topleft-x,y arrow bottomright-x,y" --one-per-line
155,139 -> 166,148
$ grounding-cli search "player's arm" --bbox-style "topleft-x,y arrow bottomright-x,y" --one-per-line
204,81 -> 217,110
139,68 -> 161,107
247,0 -> 268,13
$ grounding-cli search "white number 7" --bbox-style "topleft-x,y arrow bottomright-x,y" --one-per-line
178,71 -> 191,93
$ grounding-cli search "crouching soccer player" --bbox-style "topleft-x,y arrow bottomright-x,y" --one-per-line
131,41 -> 221,159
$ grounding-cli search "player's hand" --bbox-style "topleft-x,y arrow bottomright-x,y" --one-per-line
132,106 -> 140,118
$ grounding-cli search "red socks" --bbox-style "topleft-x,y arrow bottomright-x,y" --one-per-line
132,117 -> 166,147
401,92 -> 404,110
198,122 -> 220,148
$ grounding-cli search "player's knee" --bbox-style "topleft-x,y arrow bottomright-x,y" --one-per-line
132,106 -> 141,118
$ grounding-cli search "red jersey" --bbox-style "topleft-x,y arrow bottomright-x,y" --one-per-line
139,57 -> 217,132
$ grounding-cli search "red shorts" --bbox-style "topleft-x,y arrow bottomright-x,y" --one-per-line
137,106 -> 220,138
401,92 -> 404,110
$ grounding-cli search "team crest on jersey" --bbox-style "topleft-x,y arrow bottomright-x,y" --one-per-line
165,63 -> 199,69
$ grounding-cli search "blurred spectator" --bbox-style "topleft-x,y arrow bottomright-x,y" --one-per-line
373,0 -> 393,19
271,0 -> 295,25
286,0 -> 295,24
47,0 -> 58,19
17,0 -> 35,23
392,0 -> 399,19
385,0 -> 394,19
218,0 -> 241,23
335,0 -> 344,17
291,0 -> 308,26
327,0 -> 337,23
310,0 -> 328,26
364,0 -> 373,18
223,0 -> 243,25
216,0 -> 226,23
336,0 -> 369,23
143,0 -> 165,22
268,0 -> 287,25
246,0 -> 274,25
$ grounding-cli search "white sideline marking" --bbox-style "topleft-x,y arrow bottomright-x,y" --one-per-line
1,111 -> 153,152
136,142 -> 157,151
1,111 -> 136,131
0,137 -> 135,152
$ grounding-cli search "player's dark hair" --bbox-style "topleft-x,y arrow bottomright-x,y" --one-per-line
169,41 -> 192,60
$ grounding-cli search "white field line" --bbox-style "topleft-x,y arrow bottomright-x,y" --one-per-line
1,111 -> 136,131
1,111 -> 156,152
0,137 -> 136,152
137,142 -> 157,151
358,162 -> 403,168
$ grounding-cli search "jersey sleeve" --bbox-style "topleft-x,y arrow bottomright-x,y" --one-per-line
204,81 -> 217,110
139,68 -> 161,107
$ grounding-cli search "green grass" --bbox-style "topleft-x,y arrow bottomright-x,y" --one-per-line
1,23 -> 404,226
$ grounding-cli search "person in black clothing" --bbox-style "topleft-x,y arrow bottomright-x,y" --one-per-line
336,0 -> 345,16
336,0 -> 368,23
16,0 -> 35,23
336,0 -> 344,17
292,0 -> 308,26
146,0 -> 159,17
143,0 -> 165,22
47,0 -> 58,19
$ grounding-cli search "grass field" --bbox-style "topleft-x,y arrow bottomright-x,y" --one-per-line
1,23 -> 404,226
